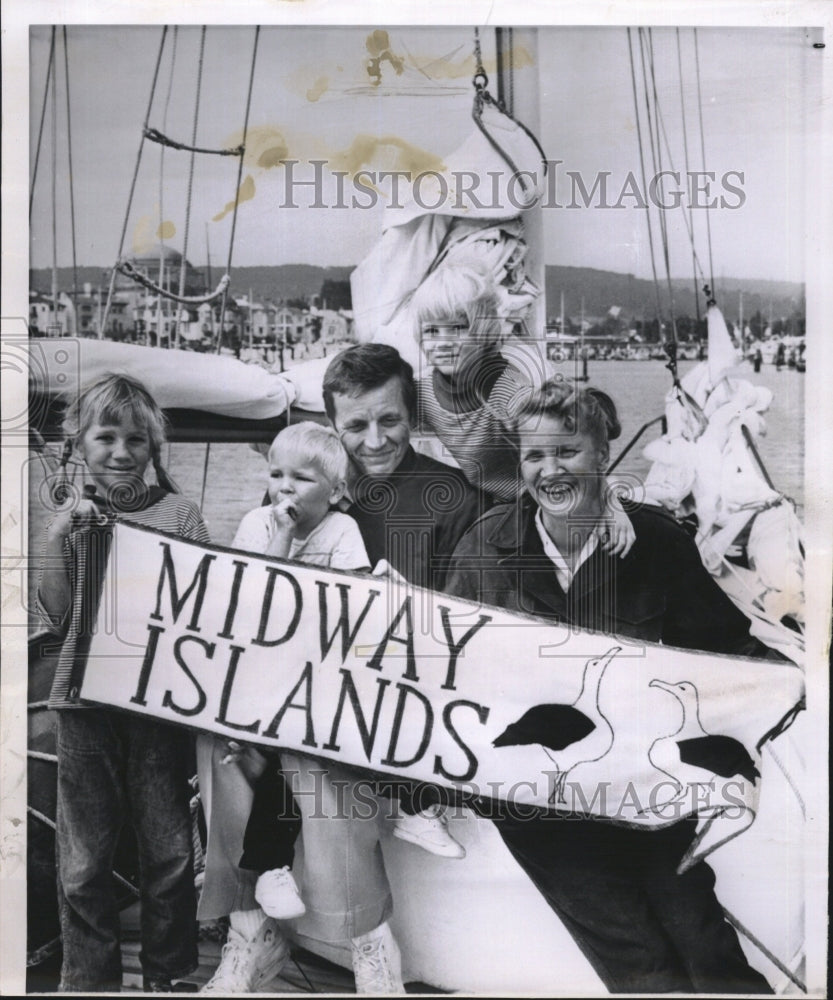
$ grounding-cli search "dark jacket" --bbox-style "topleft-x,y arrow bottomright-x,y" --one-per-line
445,496 -> 766,658
347,446 -> 486,592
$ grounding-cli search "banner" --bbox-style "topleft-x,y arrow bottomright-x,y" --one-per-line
80,522 -> 804,864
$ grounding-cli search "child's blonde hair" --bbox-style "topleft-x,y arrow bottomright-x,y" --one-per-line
409,258 -> 503,346
61,372 -> 177,492
269,421 -> 348,485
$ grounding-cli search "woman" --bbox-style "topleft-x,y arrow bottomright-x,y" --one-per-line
445,379 -> 773,994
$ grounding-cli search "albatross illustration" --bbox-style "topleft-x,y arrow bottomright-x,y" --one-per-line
647,679 -> 760,808
492,647 -> 620,804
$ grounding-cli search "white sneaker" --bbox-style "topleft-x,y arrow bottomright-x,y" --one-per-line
392,804 -> 466,859
255,866 -> 307,920
200,918 -> 289,994
351,921 -> 404,995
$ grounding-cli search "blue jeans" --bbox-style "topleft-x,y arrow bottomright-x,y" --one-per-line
56,710 -> 198,992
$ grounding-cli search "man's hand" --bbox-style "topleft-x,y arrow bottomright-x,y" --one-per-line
371,559 -> 409,586
221,740 -> 245,765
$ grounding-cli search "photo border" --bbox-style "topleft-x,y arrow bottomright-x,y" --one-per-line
3,2 -> 830,995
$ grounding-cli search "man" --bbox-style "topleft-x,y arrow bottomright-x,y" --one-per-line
324,342 -> 485,591
197,344 -> 484,994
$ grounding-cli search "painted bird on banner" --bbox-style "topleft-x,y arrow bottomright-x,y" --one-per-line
492,647 -> 619,804
646,678 -> 761,810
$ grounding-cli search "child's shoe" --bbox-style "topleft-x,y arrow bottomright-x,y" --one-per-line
255,866 -> 307,919
392,803 -> 465,858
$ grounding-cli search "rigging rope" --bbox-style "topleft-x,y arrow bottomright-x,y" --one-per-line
30,28 -> 56,221
63,28 -> 79,308
178,26 -> 207,348
51,32 -> 58,328
694,29 -> 716,297
643,29 -> 678,344
641,36 -> 709,292
214,25 -> 260,353
115,260 -> 230,304
470,27 -> 548,206
157,26 -> 178,346
495,27 -> 515,116
676,28 -> 700,324
101,26 -> 170,336
720,908 -> 806,993
143,126 -> 244,157
199,440 -> 212,512
626,28 -> 664,333
638,31 -> 670,329
103,26 -> 257,348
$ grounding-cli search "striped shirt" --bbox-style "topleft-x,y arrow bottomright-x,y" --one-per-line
415,341 -> 551,503
36,488 -> 209,710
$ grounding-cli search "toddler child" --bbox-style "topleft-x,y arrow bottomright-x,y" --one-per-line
225,423 -> 371,925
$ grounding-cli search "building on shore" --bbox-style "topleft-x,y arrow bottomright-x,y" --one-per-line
29,247 -> 356,360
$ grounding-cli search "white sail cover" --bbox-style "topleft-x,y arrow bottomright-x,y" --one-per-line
643,305 -> 805,665
349,97 -> 547,367
29,338 -> 298,419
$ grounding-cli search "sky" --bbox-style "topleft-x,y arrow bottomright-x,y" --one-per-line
25,22 -> 820,283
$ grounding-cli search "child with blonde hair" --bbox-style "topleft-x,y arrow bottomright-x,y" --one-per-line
411,256 -> 635,554
199,421 -> 376,994
38,373 -> 208,993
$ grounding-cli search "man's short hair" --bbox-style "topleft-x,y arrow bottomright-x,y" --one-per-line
323,343 -> 418,424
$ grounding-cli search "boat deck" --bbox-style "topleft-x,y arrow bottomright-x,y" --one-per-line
119,905 -> 445,995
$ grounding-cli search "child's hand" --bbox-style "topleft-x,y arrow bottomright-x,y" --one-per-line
271,498 -> 299,533
596,487 -> 636,558
46,495 -> 107,543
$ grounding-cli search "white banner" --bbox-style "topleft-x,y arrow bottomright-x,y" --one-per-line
80,522 -> 804,865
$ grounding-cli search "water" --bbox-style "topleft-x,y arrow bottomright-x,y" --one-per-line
26,357 -> 804,606
587,358 -> 804,513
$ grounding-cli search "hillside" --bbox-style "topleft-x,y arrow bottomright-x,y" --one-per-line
30,264 -> 804,321
543,266 -> 805,323
28,264 -> 355,307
